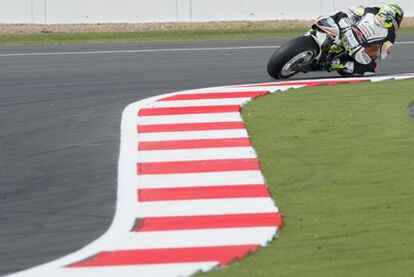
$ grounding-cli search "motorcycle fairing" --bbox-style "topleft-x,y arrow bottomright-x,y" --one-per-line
315,16 -> 340,39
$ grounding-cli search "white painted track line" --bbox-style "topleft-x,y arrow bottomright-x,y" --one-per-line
0,45 -> 278,57
395,41 -> 414,45
1,41 -> 413,57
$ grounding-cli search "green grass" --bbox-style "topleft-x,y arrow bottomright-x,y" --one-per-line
0,28 -> 307,46
201,79 -> 414,277
1,26 -> 413,45
400,26 -> 414,36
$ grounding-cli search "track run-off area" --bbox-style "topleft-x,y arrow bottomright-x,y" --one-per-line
5,73 -> 414,277
1,38 -> 414,276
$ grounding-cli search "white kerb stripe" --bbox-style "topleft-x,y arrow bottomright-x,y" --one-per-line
110,227 -> 277,250
135,198 -> 278,217
145,98 -> 251,108
395,75 -> 414,80
138,129 -> 249,142
137,112 -> 242,125
161,85 -> 296,94
18,263 -> 218,277
136,170 -> 265,189
136,147 -> 256,162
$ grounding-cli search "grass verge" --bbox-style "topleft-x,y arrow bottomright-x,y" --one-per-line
0,28 -> 306,45
201,79 -> 414,277
0,26 -> 413,45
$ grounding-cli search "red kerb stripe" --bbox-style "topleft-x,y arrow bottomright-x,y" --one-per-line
137,158 -> 260,175
132,213 -> 282,232
158,91 -> 268,101
138,137 -> 251,150
68,245 -> 259,267
139,105 -> 240,116
138,185 -> 269,202
138,121 -> 245,133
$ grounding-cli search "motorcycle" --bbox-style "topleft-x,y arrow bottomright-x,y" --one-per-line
267,16 -> 379,79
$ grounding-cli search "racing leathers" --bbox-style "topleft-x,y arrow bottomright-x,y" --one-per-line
330,6 -> 396,75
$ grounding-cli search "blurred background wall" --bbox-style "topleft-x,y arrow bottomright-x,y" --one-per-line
0,0 -> 412,24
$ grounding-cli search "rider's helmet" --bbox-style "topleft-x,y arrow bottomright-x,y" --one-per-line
374,2 -> 404,30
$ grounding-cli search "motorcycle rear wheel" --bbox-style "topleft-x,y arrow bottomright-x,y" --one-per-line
267,36 -> 320,79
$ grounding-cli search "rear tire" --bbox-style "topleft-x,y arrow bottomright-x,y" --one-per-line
267,36 -> 320,79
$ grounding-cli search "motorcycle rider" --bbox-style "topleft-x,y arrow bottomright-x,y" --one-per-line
328,2 -> 404,75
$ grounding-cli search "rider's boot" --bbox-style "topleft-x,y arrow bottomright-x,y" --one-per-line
329,58 -> 354,74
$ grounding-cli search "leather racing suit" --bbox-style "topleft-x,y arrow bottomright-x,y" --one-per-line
330,6 -> 396,75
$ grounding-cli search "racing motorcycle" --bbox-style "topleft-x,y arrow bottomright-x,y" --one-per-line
267,16 -> 379,79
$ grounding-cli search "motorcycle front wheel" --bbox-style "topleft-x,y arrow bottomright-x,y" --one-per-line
267,36 -> 320,79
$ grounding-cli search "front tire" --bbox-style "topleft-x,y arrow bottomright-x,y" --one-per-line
267,36 -> 320,79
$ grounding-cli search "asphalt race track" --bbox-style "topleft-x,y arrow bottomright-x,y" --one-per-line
1,37 -> 414,275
